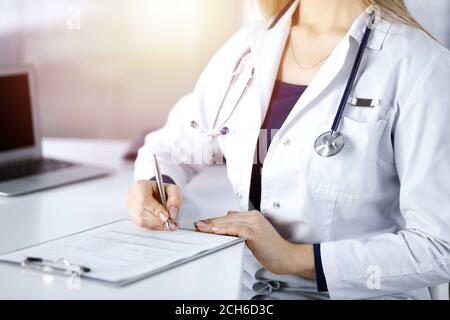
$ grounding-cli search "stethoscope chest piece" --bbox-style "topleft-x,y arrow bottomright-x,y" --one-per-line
314,131 -> 345,157
190,120 -> 230,138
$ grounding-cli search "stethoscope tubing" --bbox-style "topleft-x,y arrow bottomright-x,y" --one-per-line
211,49 -> 252,133
192,1 -> 377,158
331,25 -> 373,133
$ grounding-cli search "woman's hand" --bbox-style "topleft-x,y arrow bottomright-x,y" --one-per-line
195,210 -> 315,278
127,180 -> 182,231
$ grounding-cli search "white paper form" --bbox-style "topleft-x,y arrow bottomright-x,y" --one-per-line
0,220 -> 243,285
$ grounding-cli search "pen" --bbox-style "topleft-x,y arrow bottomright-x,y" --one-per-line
153,154 -> 171,231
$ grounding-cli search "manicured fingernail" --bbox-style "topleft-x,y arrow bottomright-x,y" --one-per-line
212,226 -> 222,232
169,207 -> 179,220
169,223 -> 177,230
195,221 -> 208,228
159,212 -> 168,223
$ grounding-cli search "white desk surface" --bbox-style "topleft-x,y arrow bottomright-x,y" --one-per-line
0,138 -> 243,300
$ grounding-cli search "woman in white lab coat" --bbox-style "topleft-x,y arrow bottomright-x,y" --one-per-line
128,0 -> 450,299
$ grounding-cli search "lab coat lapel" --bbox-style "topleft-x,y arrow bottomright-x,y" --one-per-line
280,13 -> 391,129
249,0 -> 299,125
289,33 -> 352,119
248,5 -> 392,131
249,24 -> 351,131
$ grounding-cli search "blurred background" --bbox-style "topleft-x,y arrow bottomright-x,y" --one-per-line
0,0 -> 449,140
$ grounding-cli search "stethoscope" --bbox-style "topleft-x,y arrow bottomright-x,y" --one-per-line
190,48 -> 255,138
314,13 -> 376,157
190,1 -> 377,158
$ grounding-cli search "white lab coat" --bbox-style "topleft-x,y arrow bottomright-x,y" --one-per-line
135,1 -> 450,299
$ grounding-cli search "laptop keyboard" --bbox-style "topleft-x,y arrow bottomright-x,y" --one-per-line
0,158 -> 76,182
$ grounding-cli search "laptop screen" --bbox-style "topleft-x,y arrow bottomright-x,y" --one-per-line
0,73 -> 35,152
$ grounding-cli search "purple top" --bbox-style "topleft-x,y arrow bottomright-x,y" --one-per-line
249,81 -> 329,292
249,80 -> 307,210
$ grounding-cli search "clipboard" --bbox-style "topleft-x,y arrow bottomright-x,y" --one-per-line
0,220 -> 244,286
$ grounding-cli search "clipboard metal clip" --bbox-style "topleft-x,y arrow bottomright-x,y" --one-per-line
21,257 -> 91,277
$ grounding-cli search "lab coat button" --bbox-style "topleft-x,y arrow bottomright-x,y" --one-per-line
190,120 -> 198,129
273,202 -> 281,209
236,192 -> 242,199
284,139 -> 291,146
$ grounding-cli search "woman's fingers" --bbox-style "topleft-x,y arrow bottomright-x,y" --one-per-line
127,180 -> 177,230
129,190 -> 168,229
138,184 -> 171,223
131,206 -> 167,231
196,211 -> 253,227
165,184 -> 182,220
196,221 -> 252,239
194,211 -> 263,238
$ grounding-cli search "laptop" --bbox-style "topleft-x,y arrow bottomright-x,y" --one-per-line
0,66 -> 110,197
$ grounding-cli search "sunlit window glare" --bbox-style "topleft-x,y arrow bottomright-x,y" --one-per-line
131,0 -> 200,48
0,0 -> 242,139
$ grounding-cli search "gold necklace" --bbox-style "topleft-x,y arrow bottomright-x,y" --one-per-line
289,36 -> 331,70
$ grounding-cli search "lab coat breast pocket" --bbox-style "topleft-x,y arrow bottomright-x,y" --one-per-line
307,114 -> 388,200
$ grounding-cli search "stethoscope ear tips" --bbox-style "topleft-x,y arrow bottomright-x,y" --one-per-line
190,120 -> 230,137
220,127 -> 230,136
314,131 -> 345,157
